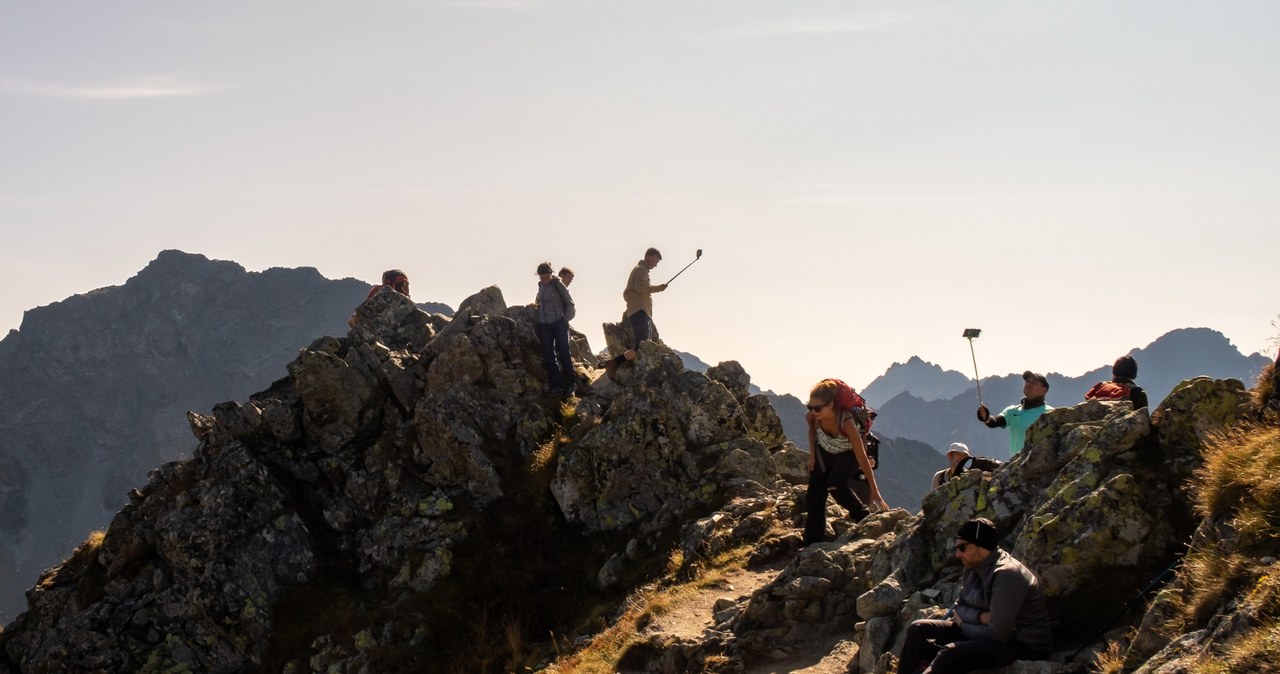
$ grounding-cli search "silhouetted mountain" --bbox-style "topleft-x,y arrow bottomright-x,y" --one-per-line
0,250 -> 451,621
861,355 -> 974,407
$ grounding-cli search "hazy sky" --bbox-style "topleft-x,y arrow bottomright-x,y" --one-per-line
2,1 -> 1277,398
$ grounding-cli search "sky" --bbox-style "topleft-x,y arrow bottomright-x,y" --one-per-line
2,1 -> 1277,398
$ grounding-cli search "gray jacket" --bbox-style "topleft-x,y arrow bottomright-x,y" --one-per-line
536,279 -> 574,324
953,549 -> 1053,651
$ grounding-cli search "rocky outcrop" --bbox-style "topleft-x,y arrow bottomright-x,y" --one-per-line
868,328 -> 1268,464
0,284 -> 796,673
0,251 -> 451,622
616,377 -> 1251,673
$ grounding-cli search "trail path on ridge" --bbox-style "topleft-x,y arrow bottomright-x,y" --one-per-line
641,557 -> 858,674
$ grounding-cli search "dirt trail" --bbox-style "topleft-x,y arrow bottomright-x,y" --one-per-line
641,558 -> 859,674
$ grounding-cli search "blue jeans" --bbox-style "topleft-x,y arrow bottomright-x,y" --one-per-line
537,318 -> 574,390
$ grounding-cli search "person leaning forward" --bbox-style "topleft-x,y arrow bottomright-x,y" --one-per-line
802,379 -> 889,546
604,248 -> 667,378
977,371 -> 1052,458
896,518 -> 1052,674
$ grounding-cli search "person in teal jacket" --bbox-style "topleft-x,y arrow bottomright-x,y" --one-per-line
976,371 -> 1052,457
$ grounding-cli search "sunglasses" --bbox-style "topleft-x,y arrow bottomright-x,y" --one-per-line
955,542 -> 970,553
806,403 -> 829,413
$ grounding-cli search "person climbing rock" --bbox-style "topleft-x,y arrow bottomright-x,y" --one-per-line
802,379 -> 889,546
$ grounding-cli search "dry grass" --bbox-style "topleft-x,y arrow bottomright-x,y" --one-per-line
36,529 -> 105,590
1253,360 -> 1276,412
545,545 -> 755,674
1182,425 -> 1280,625
1091,639 -> 1128,674
1193,425 -> 1280,547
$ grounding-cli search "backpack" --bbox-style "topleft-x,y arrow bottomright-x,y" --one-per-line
958,455 -> 1003,474
1086,381 -> 1131,401
830,379 -> 874,436
863,431 -> 880,472
552,280 -> 576,321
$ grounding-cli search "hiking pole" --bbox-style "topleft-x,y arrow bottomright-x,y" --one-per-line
665,249 -> 703,285
963,328 -> 983,406
1070,551 -> 1185,660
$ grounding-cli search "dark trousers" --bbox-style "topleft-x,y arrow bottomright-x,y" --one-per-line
896,619 -> 1047,674
628,310 -> 652,345
537,318 -> 574,390
803,447 -> 869,545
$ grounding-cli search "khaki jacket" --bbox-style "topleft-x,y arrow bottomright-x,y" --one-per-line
623,261 -> 663,318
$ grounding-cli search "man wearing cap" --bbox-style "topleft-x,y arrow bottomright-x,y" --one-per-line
976,372 -> 1052,457
896,518 -> 1053,674
930,443 -> 972,491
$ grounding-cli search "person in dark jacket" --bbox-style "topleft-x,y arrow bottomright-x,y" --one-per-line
1084,355 -> 1148,409
534,262 -> 576,398
897,518 -> 1052,674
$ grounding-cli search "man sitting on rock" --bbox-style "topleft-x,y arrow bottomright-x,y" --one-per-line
1085,354 -> 1148,410
930,443 -> 971,491
976,371 -> 1052,458
897,518 -> 1053,674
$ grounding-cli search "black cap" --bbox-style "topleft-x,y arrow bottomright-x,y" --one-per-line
957,517 -> 998,551
1022,371 -> 1049,389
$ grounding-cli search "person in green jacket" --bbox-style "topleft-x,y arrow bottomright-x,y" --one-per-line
976,371 -> 1052,457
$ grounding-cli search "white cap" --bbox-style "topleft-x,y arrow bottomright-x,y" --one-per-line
947,442 -> 970,457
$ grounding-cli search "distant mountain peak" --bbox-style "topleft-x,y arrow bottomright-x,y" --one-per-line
862,356 -> 973,407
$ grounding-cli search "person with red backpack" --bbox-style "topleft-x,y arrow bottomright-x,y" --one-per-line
803,379 -> 890,546
348,269 -> 412,327
1084,355 -> 1148,410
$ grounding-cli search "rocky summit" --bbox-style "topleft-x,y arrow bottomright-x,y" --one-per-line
546,377 -> 1261,673
0,273 -> 1273,674
0,285 -> 803,673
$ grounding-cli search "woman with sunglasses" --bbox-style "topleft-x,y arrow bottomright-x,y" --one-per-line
803,379 -> 890,545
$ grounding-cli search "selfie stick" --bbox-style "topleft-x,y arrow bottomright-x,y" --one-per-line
666,249 -> 703,284
964,328 -> 983,406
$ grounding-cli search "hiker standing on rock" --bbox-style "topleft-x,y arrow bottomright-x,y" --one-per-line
1085,355 -> 1148,409
897,518 -> 1052,674
976,371 -> 1052,458
802,379 -> 889,546
535,262 -> 577,398
604,248 -> 667,378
